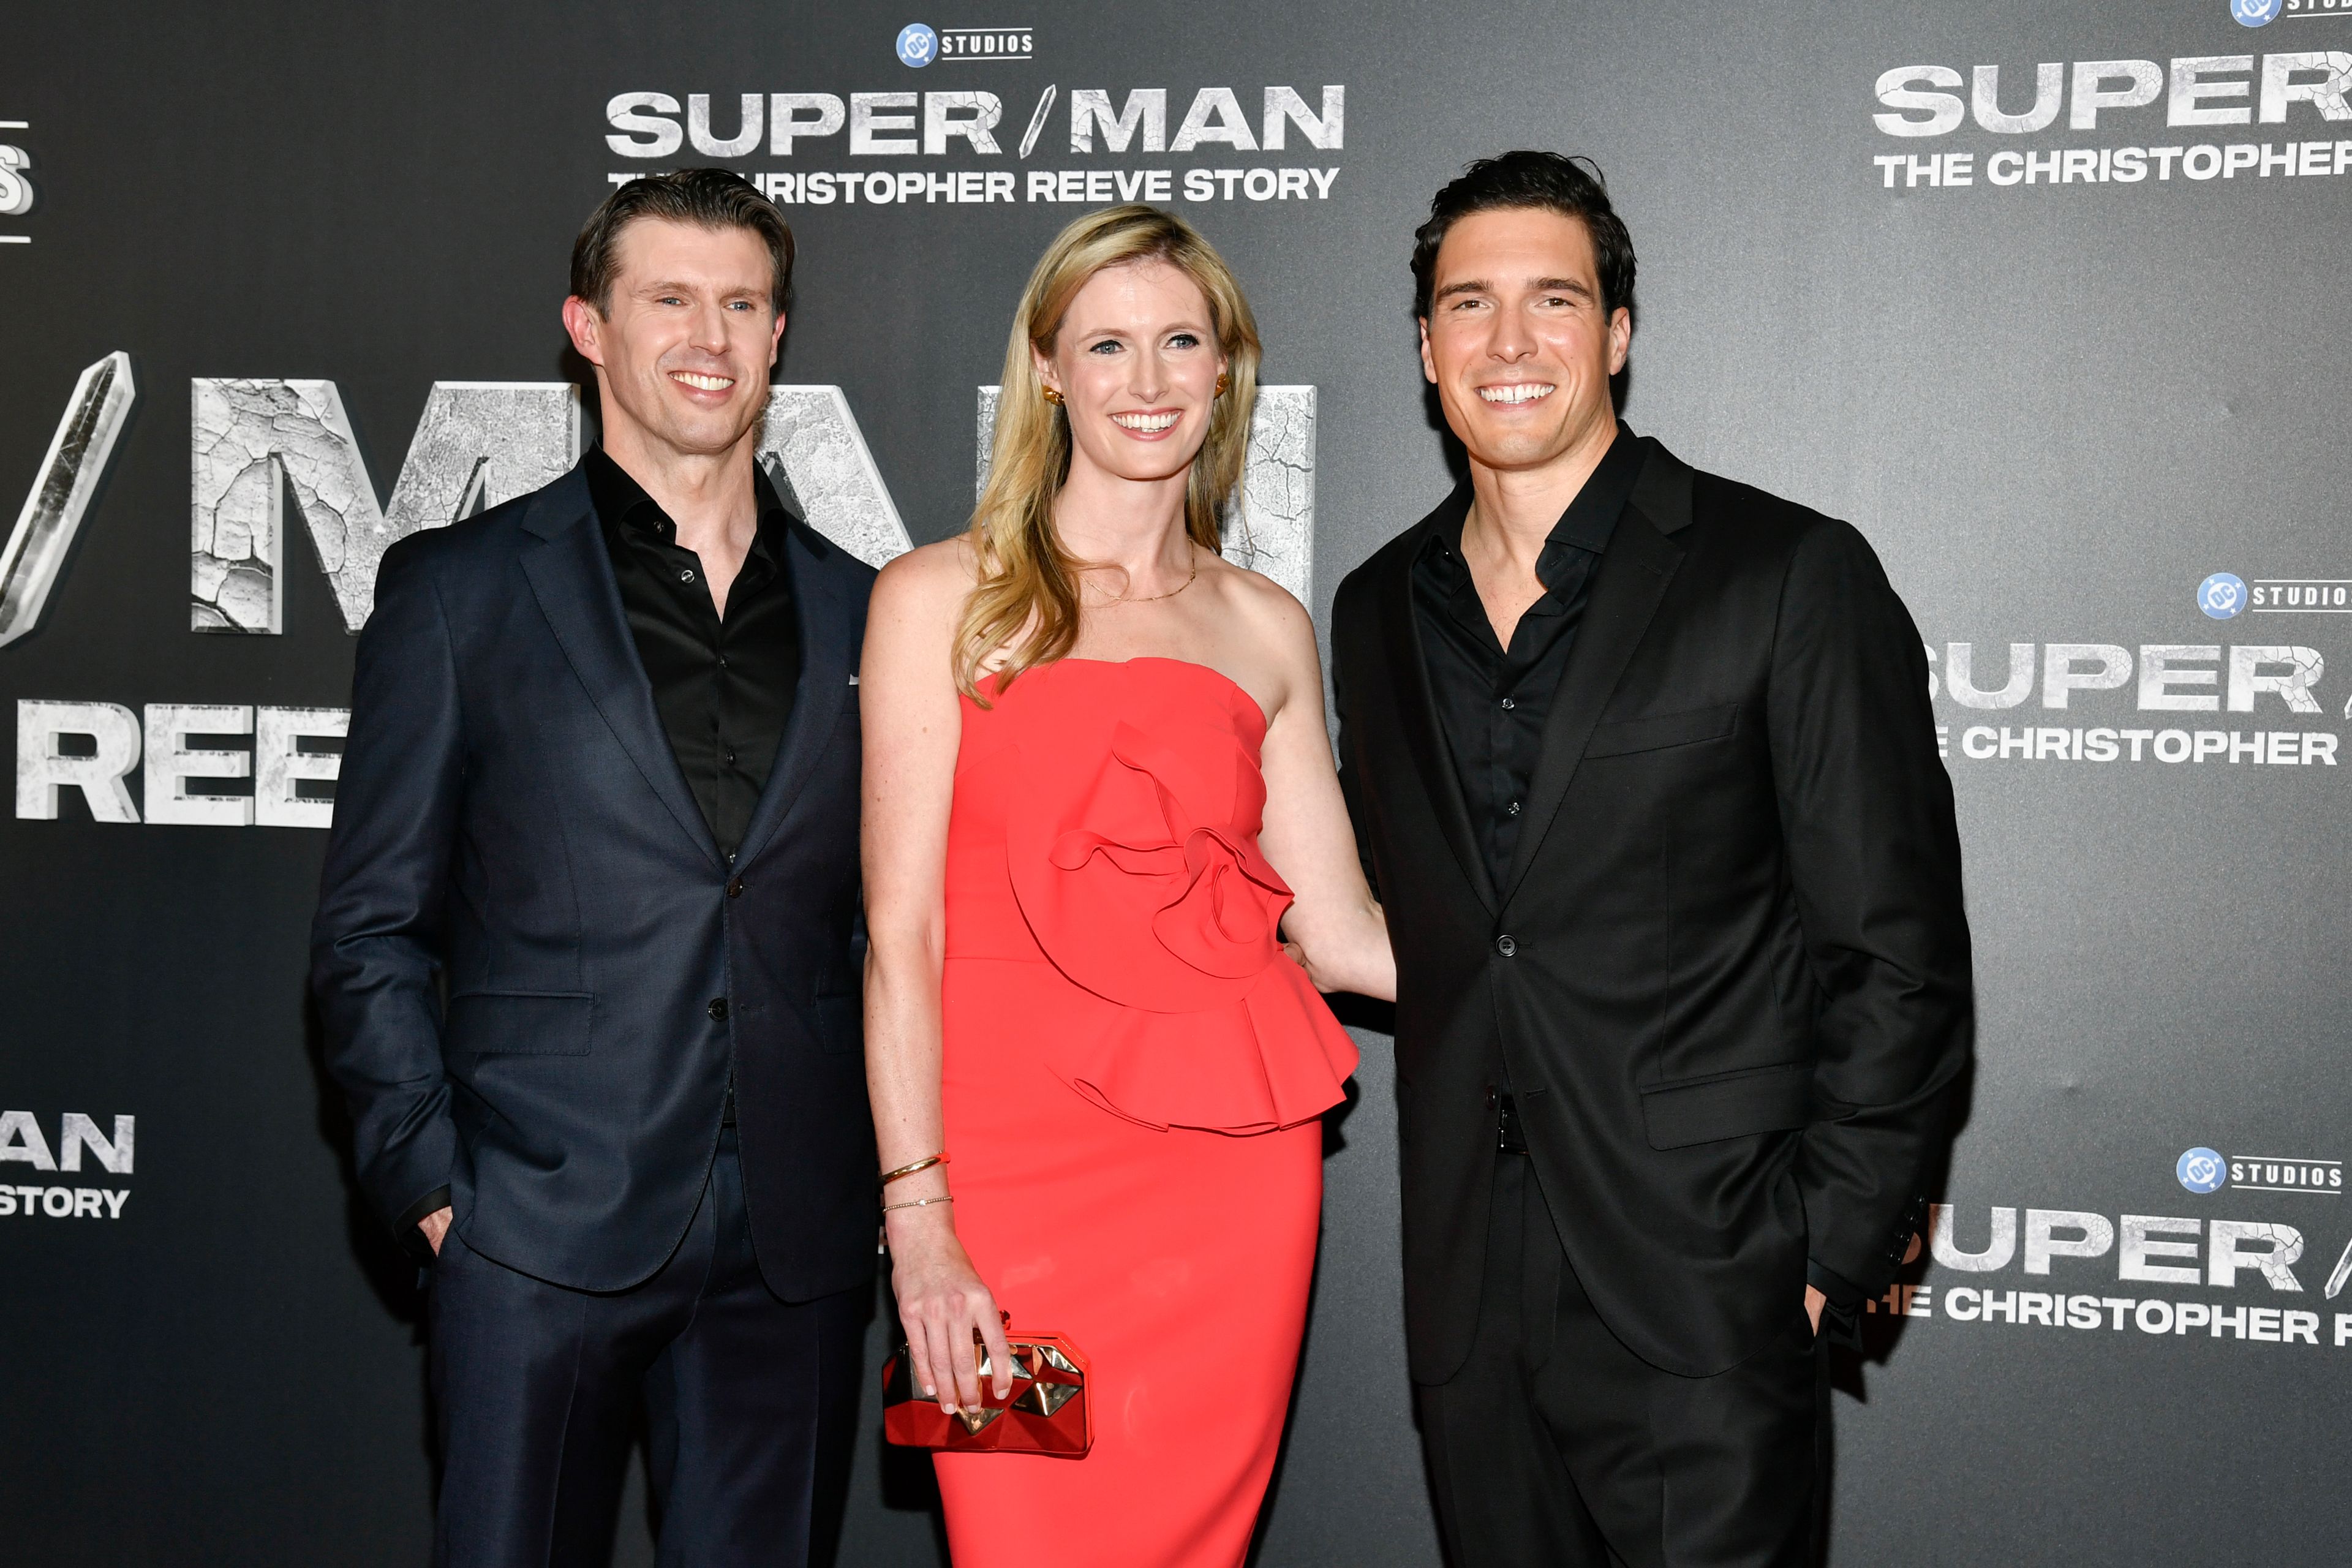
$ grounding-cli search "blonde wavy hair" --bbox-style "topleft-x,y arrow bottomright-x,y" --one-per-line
956,204 -> 1262,700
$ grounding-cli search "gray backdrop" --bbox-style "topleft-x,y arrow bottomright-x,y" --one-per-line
6,1 -> 2350,1562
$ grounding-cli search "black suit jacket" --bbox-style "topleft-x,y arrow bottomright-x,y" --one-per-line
1333,437 -> 1971,1381
311,463 -> 878,1300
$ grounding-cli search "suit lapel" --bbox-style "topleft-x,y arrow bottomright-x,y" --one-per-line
732,519 -> 853,871
518,470 -> 723,869
1379,504 -> 1499,915
1499,442 -> 1692,905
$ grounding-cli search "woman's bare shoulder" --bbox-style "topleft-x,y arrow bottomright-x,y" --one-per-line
872,536 -> 979,620
1193,554 -> 1321,726
1200,552 -> 1316,660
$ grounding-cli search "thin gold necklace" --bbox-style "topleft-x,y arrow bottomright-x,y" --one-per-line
1091,545 -> 1198,606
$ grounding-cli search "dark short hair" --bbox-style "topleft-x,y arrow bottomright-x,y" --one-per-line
1411,151 -> 1636,326
570,167 -> 796,316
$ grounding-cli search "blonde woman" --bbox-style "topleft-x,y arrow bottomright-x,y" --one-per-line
861,205 -> 1394,1564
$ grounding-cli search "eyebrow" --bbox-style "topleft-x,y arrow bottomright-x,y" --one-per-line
636,279 -> 766,298
1076,320 -> 1212,338
1432,275 -> 1596,304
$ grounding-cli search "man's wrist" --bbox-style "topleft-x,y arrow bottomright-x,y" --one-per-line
1807,1259 -> 1866,1348
396,1185 -> 453,1232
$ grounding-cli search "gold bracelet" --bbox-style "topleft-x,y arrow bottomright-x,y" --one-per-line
881,1152 -> 949,1186
883,1194 -> 954,1212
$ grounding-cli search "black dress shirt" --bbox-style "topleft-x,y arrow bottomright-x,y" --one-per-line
586,447 -> 802,862
1412,422 -> 1645,894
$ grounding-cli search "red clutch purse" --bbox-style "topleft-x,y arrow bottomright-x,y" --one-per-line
881,1314 -> 1092,1457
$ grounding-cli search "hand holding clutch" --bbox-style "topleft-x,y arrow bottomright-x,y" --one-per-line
882,1314 -> 1093,1457
883,1189 -> 1013,1412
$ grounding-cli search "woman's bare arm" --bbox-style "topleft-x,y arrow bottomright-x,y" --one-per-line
1248,584 -> 1396,1003
861,540 -> 1012,1412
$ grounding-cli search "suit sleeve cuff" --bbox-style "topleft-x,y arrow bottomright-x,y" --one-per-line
394,1185 -> 453,1265
1809,1257 -> 1866,1348
1807,1256 -> 1864,1307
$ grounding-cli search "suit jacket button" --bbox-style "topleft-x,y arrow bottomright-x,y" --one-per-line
726,878 -> 745,899
1494,934 -> 1517,958
707,997 -> 731,1022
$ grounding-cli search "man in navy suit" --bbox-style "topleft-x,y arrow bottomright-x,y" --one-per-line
314,169 -> 877,1567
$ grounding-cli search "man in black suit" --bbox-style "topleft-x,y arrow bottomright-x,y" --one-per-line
313,169 -> 876,1567
1327,152 -> 1972,1566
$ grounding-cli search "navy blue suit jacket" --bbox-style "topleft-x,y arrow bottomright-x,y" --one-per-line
312,463 -> 878,1300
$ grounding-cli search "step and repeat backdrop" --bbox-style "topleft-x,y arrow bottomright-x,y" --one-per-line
5,1 -> 2350,1562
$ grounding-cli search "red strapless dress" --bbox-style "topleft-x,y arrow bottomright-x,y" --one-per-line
933,657 -> 1358,1567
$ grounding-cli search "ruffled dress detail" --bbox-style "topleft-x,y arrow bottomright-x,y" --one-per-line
947,658 -> 1358,1133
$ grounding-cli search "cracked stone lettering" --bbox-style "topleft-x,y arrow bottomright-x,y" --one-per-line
190,381 -> 580,633
15,699 -> 141,821
758,386 -> 913,568
0,1110 -> 58,1169
255,706 -> 347,829
2228,644 -> 2323,714
2210,1219 -> 2305,1291
143,703 -> 253,827
0,352 -> 135,648
1227,387 -> 1315,604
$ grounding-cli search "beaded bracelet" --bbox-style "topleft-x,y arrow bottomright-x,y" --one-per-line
883,1194 -> 954,1213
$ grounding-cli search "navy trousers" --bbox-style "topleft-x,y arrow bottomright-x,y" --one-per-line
428,1129 -> 864,1568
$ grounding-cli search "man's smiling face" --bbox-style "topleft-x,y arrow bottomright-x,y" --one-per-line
566,216 -> 784,461
1419,205 -> 1630,477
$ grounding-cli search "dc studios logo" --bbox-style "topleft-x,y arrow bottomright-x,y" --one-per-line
2178,1147 -> 2230,1193
2198,571 -> 2248,619
2231,0 -> 2280,26
896,23 -> 938,67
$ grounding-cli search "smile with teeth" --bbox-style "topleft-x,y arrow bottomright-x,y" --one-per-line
1478,383 -> 1555,405
670,371 -> 735,391
1110,410 -> 1181,432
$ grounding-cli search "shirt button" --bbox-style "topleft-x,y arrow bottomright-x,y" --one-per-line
717,655 -> 729,669
1507,800 -> 1521,816
679,568 -> 696,583
726,878 -> 745,899
707,997 -> 731,1022
1500,696 -> 1516,710
725,749 -> 737,765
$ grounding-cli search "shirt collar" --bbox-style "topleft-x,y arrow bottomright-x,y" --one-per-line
586,445 -> 792,559
1421,421 -> 1646,567
1549,421 -> 1643,554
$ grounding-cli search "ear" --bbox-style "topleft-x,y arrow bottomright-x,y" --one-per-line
767,309 -> 788,366
1030,342 -> 1061,400
561,296 -> 605,369
1605,306 -> 1632,376
1417,317 -> 1436,385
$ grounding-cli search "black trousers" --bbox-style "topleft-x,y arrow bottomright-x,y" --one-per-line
1415,1153 -> 1826,1568
427,1128 -> 864,1568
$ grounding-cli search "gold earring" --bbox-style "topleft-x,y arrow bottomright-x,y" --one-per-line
1215,373 -> 1229,398
1042,386 -> 1063,406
